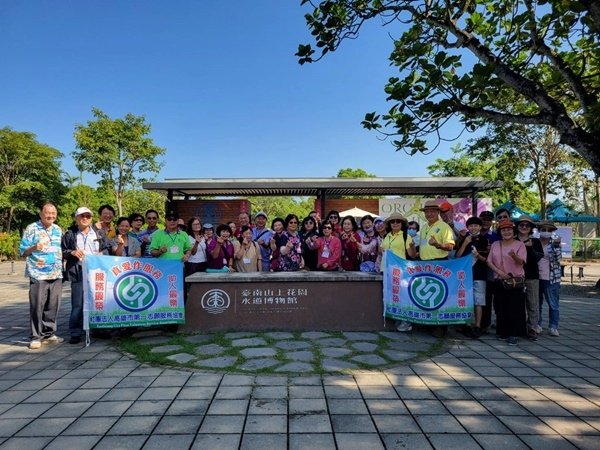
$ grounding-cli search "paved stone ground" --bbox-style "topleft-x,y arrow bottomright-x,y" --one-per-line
125,328 -> 442,374
0,261 -> 599,449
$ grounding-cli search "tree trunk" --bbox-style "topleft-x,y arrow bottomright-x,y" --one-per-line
7,206 -> 14,233
596,176 -> 600,238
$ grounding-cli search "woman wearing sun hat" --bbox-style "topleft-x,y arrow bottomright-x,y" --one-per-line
537,220 -> 562,336
487,219 -> 527,346
380,213 -> 416,262
380,212 -> 417,332
515,215 -> 544,341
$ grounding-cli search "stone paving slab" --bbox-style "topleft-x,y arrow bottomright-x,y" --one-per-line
0,260 -> 599,448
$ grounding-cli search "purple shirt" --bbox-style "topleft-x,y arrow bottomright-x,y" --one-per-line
206,238 -> 234,269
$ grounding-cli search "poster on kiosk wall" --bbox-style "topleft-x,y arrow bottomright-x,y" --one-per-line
83,255 -> 185,330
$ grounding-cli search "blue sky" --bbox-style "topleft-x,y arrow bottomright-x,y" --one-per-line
1,1 -> 458,184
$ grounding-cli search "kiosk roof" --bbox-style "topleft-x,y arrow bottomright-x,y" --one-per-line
143,177 -> 502,198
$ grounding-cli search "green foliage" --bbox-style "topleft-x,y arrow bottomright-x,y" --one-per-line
466,124 -> 591,218
73,108 -> 165,217
298,1 -> 600,173
123,189 -> 167,219
0,127 -> 66,232
0,232 -> 20,260
337,167 -> 376,178
427,144 -> 539,212
249,197 -> 314,221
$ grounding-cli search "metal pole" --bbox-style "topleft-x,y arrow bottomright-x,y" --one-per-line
10,260 -> 15,275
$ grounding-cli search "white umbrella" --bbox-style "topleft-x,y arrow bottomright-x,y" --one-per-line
339,206 -> 378,218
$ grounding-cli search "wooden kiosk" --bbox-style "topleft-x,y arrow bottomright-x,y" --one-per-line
143,177 -> 502,332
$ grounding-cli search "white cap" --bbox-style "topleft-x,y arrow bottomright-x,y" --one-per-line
254,211 -> 268,219
75,207 -> 93,217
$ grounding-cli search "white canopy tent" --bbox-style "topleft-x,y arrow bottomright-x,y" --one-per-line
339,206 -> 379,218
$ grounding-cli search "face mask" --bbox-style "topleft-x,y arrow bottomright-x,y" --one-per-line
470,232 -> 480,237
407,229 -> 417,237
363,225 -> 373,234
539,231 -> 552,239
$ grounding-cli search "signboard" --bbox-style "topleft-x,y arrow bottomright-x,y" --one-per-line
555,226 -> 573,259
383,251 -> 474,325
83,255 -> 185,329
379,198 -> 493,226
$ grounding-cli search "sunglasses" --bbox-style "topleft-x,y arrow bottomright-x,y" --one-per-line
288,221 -> 298,224
539,227 -> 553,232
322,226 -> 332,230
389,219 -> 403,224
167,218 -> 178,221
329,216 -> 339,220
518,223 -> 532,228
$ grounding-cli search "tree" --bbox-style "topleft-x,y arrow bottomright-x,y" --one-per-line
249,197 -> 314,221
427,144 -> 539,212
0,127 -> 65,232
297,1 -> 600,173
467,125 -> 576,218
73,108 -> 165,217
337,168 -> 376,178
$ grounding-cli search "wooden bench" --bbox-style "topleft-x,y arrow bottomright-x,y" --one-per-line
181,271 -> 392,332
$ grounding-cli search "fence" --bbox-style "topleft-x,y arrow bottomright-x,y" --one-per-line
572,238 -> 600,261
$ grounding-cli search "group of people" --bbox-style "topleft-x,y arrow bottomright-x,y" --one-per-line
20,200 -> 562,350
454,208 -> 562,346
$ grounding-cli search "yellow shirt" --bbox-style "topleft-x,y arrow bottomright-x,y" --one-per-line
419,219 -> 455,260
381,231 -> 413,259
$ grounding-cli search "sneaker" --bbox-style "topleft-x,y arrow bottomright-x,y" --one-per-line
69,336 -> 82,344
507,337 -> 518,346
29,340 -> 42,349
527,330 -> 538,341
534,325 -> 543,334
549,328 -> 560,337
472,327 -> 483,338
396,321 -> 413,332
463,327 -> 476,338
498,335 -> 509,341
42,335 -> 64,345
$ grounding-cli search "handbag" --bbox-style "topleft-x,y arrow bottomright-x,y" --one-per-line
501,274 -> 526,290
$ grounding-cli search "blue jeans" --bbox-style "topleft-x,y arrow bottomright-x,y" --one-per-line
539,280 -> 560,329
69,280 -> 84,337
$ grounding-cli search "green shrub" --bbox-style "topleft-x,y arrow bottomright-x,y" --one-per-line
0,232 -> 20,260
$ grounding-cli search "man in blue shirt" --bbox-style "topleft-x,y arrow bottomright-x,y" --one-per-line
20,202 -> 64,349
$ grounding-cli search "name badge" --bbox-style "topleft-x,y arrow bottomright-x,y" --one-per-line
243,257 -> 251,264
321,249 -> 330,258
170,245 -> 179,254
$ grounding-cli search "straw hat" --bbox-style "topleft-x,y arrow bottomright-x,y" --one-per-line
516,215 -> 535,226
384,212 -> 407,225
420,200 -> 441,211
537,220 -> 557,231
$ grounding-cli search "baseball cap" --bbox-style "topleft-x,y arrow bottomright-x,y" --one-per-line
439,201 -> 453,213
165,210 -> 179,220
254,211 -> 268,219
75,207 -> 93,217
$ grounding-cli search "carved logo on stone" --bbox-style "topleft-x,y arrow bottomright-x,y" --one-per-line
200,289 -> 230,314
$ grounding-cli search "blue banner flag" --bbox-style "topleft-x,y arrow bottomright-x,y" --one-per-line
83,255 -> 185,329
383,252 -> 474,325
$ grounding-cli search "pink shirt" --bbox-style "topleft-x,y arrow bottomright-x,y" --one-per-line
488,239 -> 526,279
312,235 -> 342,270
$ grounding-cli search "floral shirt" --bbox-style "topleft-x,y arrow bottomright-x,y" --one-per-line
274,231 -> 303,272
20,221 -> 63,280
